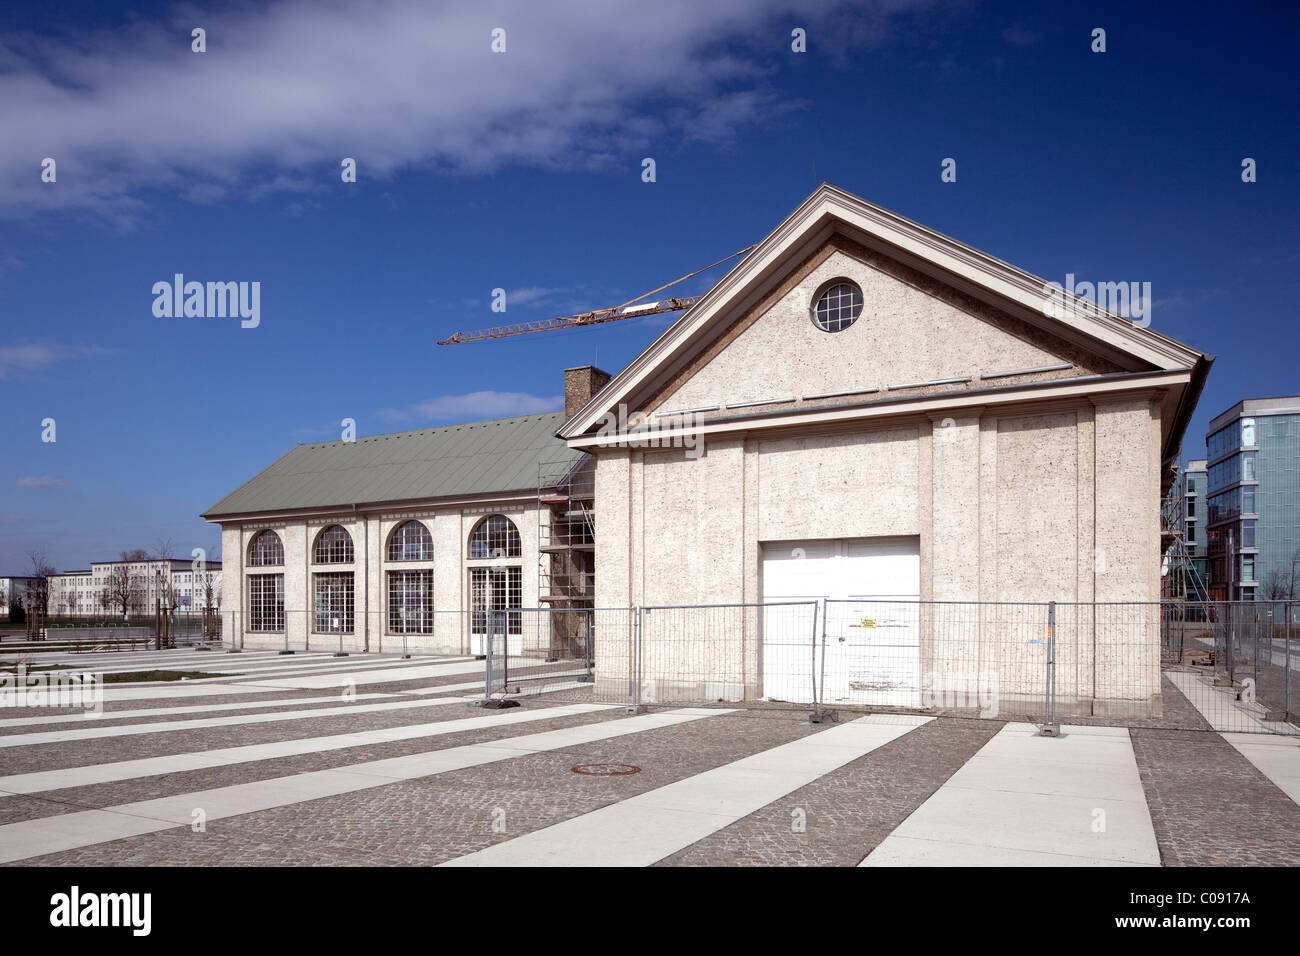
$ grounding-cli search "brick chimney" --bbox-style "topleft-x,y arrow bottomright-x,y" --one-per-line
564,365 -> 612,422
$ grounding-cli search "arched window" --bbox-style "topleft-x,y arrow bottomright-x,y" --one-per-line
387,520 -> 433,561
468,514 -> 521,560
313,525 -> 354,564
468,515 -> 521,636
248,530 -> 284,567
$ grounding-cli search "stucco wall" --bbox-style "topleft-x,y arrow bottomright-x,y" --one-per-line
593,396 -> 1165,709
655,248 -> 1090,416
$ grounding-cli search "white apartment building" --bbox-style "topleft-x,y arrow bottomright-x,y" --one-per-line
66,559 -> 223,616
48,570 -> 94,616
0,576 -> 36,617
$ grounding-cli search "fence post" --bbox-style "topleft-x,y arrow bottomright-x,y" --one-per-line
820,598 -> 829,714
1178,599 -> 1186,661
629,606 -> 643,714
484,614 -> 494,701
808,599 -> 820,720
1038,601 -> 1060,737
579,609 -> 594,683
497,609 -> 508,692
1228,603 -> 1236,684
809,599 -> 834,723
1279,600 -> 1289,723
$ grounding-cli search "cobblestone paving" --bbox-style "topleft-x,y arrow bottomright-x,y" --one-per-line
658,717 -> 1004,866
0,691 -> 501,776
5,649 -> 1300,867
1131,727 -> 1300,866
0,702 -> 621,827
19,710 -> 828,866
0,691 -> 380,734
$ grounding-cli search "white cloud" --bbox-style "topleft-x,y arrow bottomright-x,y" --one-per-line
0,0 -> 935,221
16,475 -> 68,488
0,343 -> 112,379
505,287 -> 568,308
378,390 -> 562,424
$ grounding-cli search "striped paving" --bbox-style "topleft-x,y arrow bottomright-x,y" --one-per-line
441,714 -> 931,867
3,649 -> 1299,867
1164,670 -> 1299,735
0,702 -> 616,796
1219,733 -> 1300,805
0,692 -> 399,728
862,723 -> 1161,866
0,708 -> 718,864
1161,670 -> 1300,813
0,682 -> 489,746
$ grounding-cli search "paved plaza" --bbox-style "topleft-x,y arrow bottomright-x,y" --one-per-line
1,646 -> 1298,867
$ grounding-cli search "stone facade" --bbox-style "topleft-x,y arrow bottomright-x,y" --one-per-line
220,501 -> 544,654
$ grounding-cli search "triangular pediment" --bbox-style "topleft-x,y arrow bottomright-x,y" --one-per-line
561,184 -> 1208,449
638,233 -> 1126,421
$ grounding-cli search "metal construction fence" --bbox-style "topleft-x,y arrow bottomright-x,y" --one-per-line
477,600 -> 1298,735
29,612 -> 221,650
1157,600 -> 1298,733
205,600 -> 1298,735
484,607 -> 604,697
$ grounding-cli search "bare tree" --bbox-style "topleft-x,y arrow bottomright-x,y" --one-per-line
150,543 -> 180,613
1260,570 -> 1289,602
22,550 -> 56,617
107,552 -> 146,618
1257,548 -> 1300,602
201,572 -> 218,612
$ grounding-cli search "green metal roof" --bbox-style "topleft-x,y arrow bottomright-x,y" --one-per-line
203,411 -> 583,519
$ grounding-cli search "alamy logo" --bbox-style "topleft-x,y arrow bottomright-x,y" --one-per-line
1041,273 -> 1152,327
595,404 -> 705,460
152,274 -> 260,328
49,886 -> 151,936
0,665 -> 102,713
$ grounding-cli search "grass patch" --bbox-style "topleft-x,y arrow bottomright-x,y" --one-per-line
0,661 -> 73,672
102,670 -> 239,683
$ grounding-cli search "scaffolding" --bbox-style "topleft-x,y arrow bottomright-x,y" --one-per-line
535,456 -> 597,660
1162,460 -> 1209,605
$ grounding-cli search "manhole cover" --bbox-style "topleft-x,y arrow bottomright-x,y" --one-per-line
572,763 -> 641,776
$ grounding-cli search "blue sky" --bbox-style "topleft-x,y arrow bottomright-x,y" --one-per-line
1,0 -> 1297,573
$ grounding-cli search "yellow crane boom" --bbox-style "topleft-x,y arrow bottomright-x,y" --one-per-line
436,244 -> 756,345
436,296 -> 703,345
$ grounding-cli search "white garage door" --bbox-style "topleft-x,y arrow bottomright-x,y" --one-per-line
761,537 -> 921,706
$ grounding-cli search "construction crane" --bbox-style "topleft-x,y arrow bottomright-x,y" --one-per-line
437,244 -> 756,345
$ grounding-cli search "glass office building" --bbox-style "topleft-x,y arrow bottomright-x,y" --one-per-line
1205,397 -> 1300,600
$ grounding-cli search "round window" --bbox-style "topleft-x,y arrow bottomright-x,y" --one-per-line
810,280 -> 863,332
